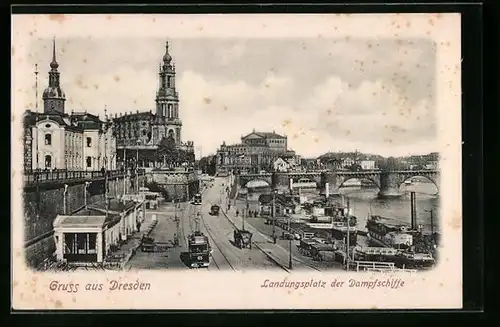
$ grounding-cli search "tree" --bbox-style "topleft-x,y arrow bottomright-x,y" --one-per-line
156,136 -> 178,167
206,157 -> 216,176
347,163 -> 362,172
386,156 -> 401,170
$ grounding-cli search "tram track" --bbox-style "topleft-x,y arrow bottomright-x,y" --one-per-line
216,198 -> 322,272
187,197 -> 235,271
212,200 -> 294,272
199,213 -> 236,271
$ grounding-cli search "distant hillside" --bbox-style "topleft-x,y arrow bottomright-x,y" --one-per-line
317,151 -> 439,162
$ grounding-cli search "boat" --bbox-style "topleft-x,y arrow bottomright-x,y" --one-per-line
365,215 -> 414,249
317,204 -> 358,245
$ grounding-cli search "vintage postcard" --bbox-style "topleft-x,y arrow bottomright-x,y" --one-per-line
11,13 -> 462,310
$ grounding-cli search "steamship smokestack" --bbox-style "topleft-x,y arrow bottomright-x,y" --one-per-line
410,191 -> 417,230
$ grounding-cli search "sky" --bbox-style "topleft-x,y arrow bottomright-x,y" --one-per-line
20,37 -> 438,158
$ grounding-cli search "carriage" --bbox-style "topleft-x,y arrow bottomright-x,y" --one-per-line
140,236 -> 156,252
209,205 -> 220,216
234,229 -> 253,249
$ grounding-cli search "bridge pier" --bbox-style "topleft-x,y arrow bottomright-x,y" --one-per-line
378,172 -> 403,198
272,172 -> 291,193
320,172 -> 340,196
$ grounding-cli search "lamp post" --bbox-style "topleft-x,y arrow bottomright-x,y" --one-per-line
34,63 -> 40,220
288,211 -> 292,270
271,190 -> 278,239
63,184 -> 68,215
346,196 -> 351,271
123,142 -> 127,197
104,107 -> 109,221
84,181 -> 91,208
136,139 -> 140,194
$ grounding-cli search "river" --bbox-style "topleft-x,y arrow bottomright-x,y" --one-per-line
235,181 -> 440,234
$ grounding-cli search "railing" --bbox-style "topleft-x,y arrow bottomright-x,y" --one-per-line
351,260 -> 396,272
241,169 -> 438,176
23,169 -> 134,186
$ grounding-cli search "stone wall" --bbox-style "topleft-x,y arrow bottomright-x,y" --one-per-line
23,174 -> 146,269
148,170 -> 200,202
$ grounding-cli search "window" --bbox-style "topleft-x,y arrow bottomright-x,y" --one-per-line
168,104 -> 173,117
86,156 -> 92,168
45,134 -> 52,145
86,137 -> 92,147
45,155 -> 52,168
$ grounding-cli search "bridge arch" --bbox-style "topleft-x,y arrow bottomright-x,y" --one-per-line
338,176 -> 381,190
245,179 -> 271,189
399,175 -> 439,195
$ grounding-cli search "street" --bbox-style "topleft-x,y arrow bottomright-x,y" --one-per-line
126,176 -> 284,271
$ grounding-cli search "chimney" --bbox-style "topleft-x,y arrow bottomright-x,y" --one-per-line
410,191 -> 417,229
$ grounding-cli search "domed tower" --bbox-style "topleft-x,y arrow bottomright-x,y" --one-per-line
42,38 -> 66,114
155,41 -> 182,145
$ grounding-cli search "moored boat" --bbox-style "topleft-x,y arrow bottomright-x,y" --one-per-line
365,215 -> 414,249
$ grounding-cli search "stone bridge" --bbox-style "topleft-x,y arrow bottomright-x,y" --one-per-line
237,170 -> 440,197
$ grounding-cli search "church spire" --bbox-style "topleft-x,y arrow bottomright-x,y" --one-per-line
163,41 -> 172,65
50,37 -> 59,71
43,37 -> 65,114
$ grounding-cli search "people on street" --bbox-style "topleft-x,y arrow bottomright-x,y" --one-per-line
136,221 -> 141,233
236,209 -> 239,217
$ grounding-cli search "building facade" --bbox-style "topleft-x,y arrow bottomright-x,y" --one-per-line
273,157 -> 290,172
53,199 -> 145,264
112,41 -> 194,168
23,39 -> 117,172
360,159 -> 376,170
216,130 -> 299,174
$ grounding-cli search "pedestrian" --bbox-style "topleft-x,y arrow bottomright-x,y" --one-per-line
136,221 -> 141,233
236,209 -> 239,217
272,232 -> 277,244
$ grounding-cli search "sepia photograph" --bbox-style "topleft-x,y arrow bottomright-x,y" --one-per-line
12,13 -> 462,310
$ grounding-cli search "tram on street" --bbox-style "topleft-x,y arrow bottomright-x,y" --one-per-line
193,193 -> 202,205
188,232 -> 210,268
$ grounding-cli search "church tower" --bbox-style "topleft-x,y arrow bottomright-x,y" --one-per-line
155,41 -> 182,145
42,38 -> 66,114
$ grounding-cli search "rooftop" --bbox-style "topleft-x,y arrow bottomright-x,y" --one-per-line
23,109 -> 106,132
242,130 -> 287,140
54,215 -> 107,229
88,198 -> 138,213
